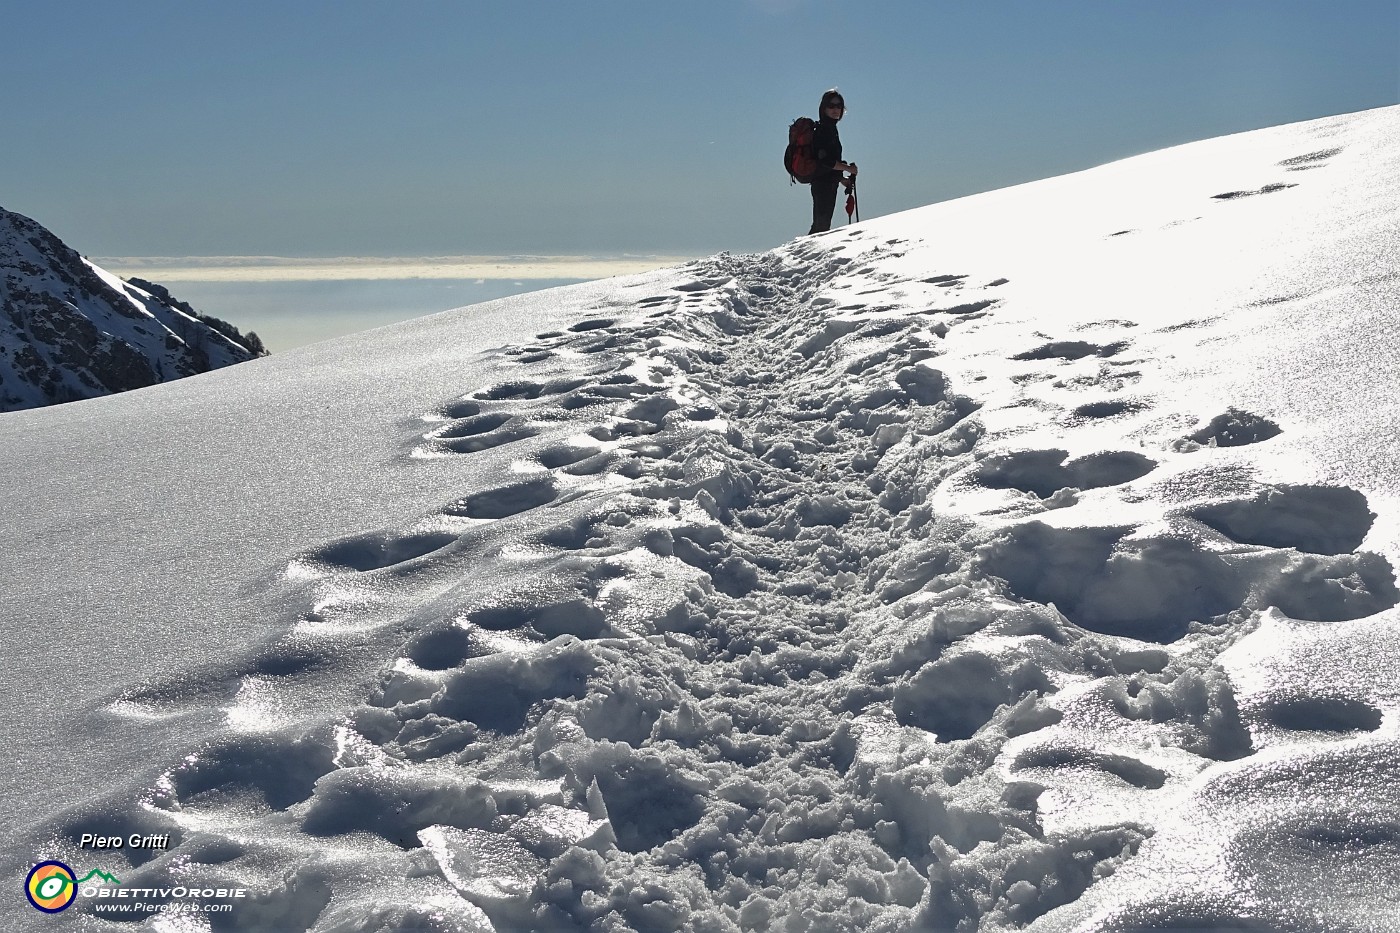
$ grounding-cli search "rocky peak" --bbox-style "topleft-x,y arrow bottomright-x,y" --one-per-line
0,206 -> 266,413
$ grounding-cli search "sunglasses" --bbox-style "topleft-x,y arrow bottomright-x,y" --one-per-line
826,101 -> 845,109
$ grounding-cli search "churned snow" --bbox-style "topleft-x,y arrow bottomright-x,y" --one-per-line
3,106 -> 1400,932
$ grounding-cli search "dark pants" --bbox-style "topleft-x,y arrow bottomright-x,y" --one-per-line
809,178 -> 840,234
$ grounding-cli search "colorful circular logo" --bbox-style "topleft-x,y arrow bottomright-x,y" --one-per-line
26,861 -> 77,913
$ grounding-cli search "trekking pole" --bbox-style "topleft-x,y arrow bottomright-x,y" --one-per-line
844,176 -> 859,224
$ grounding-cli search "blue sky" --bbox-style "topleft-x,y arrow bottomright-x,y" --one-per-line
4,1 -> 1397,263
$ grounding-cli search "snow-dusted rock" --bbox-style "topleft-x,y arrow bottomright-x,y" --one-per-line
0,206 -> 264,411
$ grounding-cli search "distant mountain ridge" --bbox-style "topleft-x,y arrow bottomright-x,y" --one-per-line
0,206 -> 265,413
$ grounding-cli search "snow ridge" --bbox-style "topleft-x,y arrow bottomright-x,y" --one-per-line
0,206 -> 265,412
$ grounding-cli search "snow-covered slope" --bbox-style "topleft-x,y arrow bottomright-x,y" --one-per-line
4,107 -> 1400,932
0,207 -> 265,412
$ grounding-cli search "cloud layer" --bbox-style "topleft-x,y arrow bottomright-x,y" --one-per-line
97,255 -> 695,282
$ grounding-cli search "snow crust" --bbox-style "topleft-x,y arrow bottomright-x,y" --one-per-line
4,106 -> 1400,932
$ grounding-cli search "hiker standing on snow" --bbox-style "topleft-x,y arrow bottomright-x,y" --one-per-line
810,89 -> 857,234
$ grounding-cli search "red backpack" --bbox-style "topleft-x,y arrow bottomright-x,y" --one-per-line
784,117 -> 818,184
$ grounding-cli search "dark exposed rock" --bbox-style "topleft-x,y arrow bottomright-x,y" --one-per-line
0,205 -> 267,412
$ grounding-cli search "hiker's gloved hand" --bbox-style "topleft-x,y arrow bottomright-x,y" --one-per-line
844,162 -> 858,177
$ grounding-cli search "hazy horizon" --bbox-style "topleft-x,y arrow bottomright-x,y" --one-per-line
149,275 -> 591,352
96,254 -> 697,351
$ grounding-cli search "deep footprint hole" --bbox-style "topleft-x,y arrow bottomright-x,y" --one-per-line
431,648 -> 597,733
438,425 -> 539,455
433,413 -> 513,439
164,733 -> 336,811
403,624 -> 477,670
595,764 -> 705,853
443,478 -> 558,520
1013,340 -> 1126,362
1011,746 -> 1167,790
979,522 -> 1399,643
536,444 -> 603,469
1189,484 -> 1374,555
312,531 -> 458,572
978,449 -> 1156,499
473,381 -> 546,401
1186,408 -> 1282,448
568,318 -> 615,332
469,597 -> 609,640
1279,148 -> 1342,168
1260,695 -> 1383,733
893,651 -> 1054,741
1072,399 -> 1145,420
436,399 -> 482,420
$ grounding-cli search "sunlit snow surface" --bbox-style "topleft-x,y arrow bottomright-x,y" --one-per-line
5,108 -> 1400,932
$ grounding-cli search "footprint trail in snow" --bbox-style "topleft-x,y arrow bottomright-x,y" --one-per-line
30,167 -> 1400,931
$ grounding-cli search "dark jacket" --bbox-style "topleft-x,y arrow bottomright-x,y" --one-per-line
812,116 -> 843,184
